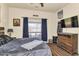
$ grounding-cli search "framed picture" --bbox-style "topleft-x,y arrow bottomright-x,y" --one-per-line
57,10 -> 63,19
13,18 -> 20,26
0,27 -> 4,35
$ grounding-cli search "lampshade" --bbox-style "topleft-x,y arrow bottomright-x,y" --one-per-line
7,29 -> 13,32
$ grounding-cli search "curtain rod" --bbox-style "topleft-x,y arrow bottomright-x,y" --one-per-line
21,17 -> 46,19
29,17 -> 41,19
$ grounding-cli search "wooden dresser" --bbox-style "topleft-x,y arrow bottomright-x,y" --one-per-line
48,43 -> 71,56
58,33 -> 78,55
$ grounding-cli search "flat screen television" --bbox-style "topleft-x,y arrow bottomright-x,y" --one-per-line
58,16 -> 78,30
64,16 -> 78,28
61,19 -> 65,28
71,16 -> 78,27
64,18 -> 72,27
57,21 -> 62,33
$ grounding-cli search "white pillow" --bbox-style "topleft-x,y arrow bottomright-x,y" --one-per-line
21,40 -> 43,50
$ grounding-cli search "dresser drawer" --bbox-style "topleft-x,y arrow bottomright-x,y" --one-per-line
59,42 -> 73,54
58,33 -> 78,55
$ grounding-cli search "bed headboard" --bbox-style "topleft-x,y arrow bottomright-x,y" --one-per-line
0,27 -> 4,35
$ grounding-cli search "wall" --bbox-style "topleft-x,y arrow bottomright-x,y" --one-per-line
0,6 -> 1,23
8,7 -> 57,41
0,3 -> 9,35
56,3 -> 79,54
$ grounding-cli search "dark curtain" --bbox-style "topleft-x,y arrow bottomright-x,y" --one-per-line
23,17 -> 29,38
41,19 -> 47,41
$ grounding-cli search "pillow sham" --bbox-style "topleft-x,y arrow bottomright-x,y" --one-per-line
0,35 -> 13,42
0,35 -> 13,46
0,37 -> 6,46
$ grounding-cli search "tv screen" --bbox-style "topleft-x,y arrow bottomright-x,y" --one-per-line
61,20 -> 65,28
57,21 -> 62,33
64,16 -> 78,28
64,18 -> 72,27
71,16 -> 78,27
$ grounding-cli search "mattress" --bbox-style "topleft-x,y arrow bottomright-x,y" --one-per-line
0,38 -> 52,56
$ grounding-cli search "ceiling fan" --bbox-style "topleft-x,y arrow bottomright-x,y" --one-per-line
40,3 -> 44,7
29,3 -> 44,8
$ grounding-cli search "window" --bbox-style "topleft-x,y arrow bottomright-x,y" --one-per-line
28,19 -> 41,38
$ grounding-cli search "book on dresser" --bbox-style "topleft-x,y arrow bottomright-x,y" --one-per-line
58,33 -> 78,55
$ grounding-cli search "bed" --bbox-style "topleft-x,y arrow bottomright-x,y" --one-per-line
0,35 -> 52,56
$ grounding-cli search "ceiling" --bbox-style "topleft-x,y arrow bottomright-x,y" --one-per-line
6,3 -> 68,12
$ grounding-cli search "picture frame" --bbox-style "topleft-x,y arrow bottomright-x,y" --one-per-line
13,18 -> 20,26
0,27 -> 4,35
57,10 -> 63,19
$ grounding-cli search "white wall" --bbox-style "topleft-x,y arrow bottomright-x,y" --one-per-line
0,7 -> 1,23
8,7 -> 57,41
56,3 -> 79,54
0,3 -> 9,34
